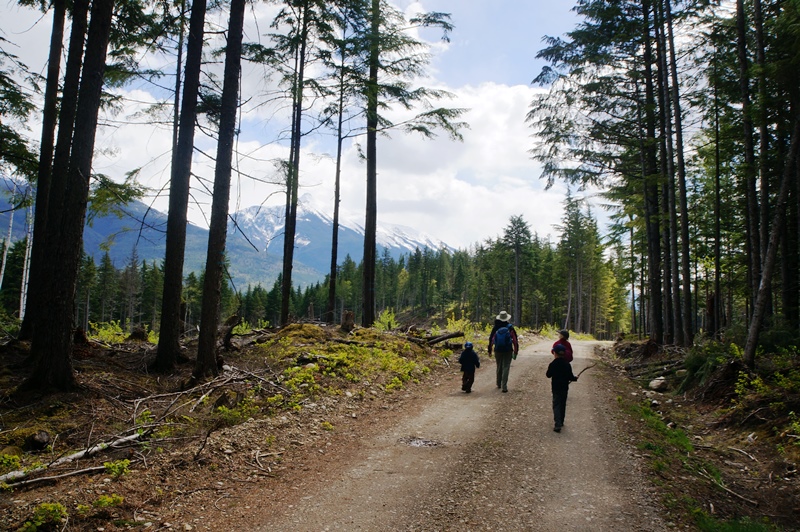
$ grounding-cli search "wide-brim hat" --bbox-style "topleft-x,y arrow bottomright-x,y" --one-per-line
496,311 -> 511,322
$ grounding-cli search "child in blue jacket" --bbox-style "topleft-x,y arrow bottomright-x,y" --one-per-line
458,342 -> 480,393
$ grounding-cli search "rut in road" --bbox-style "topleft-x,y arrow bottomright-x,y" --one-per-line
255,340 -> 667,531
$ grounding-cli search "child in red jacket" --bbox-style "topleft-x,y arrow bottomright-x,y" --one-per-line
551,329 -> 573,363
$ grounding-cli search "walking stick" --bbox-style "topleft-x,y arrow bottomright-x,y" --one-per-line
576,362 -> 597,378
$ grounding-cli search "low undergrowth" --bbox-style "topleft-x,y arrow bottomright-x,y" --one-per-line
0,321 -> 453,530
606,339 -> 799,531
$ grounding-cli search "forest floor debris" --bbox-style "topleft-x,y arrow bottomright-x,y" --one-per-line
0,326 -> 797,530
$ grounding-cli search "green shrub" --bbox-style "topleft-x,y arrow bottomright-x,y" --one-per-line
631,401 -> 693,453
233,319 -> 270,335
89,320 -> 127,344
693,510 -> 778,532
374,309 -> 398,331
103,459 -> 130,479
679,340 -> 739,392
215,392 -> 260,426
18,502 -> 67,531
93,494 -> 124,508
0,454 -> 21,474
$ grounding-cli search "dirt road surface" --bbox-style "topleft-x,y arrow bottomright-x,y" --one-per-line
247,339 -> 667,531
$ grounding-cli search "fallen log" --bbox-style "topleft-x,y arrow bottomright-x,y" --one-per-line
0,432 -> 143,485
426,331 -> 464,346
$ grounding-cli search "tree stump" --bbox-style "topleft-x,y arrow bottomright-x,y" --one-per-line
341,310 -> 355,332
127,327 -> 149,342
24,430 -> 51,451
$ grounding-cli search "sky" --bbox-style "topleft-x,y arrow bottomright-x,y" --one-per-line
0,0 -> 593,251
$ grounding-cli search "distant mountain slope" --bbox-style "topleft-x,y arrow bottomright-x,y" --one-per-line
0,188 -> 452,290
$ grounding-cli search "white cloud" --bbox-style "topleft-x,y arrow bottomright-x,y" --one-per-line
2,1 -> 590,252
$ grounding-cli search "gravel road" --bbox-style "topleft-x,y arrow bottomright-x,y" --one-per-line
252,339 -> 668,531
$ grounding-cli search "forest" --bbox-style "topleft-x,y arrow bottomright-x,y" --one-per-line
0,0 -> 798,392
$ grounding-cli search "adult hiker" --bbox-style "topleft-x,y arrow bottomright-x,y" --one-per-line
488,310 -> 519,392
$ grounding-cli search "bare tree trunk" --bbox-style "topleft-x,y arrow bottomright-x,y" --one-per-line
20,204 -> 32,319
362,0 -> 380,327
326,76 -> 346,324
737,0 -> 761,314
642,0 -> 664,343
195,0 -> 246,380
281,3 -> 310,327
154,0 -> 207,372
655,3 -> 681,345
25,0 -> 115,392
744,118 -> 800,367
630,223 -> 637,335
19,0 -> 81,340
713,45 -> 723,338
514,242 -> 521,323
0,184 -> 15,290
665,0 -> 693,345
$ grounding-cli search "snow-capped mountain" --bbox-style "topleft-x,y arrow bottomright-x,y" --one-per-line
225,194 -> 452,286
228,194 -> 449,260
0,186 -> 453,289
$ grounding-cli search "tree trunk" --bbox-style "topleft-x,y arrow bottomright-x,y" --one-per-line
744,117 -> 800,367
713,42 -> 723,338
655,3 -> 681,345
754,0 -> 769,268
281,4 -> 310,327
362,0 -> 380,327
325,70 -> 346,324
630,223 -> 637,335
195,0 -> 245,380
154,0 -> 207,372
665,0 -> 693,345
20,205 -> 32,319
24,0 -> 115,392
736,0 -> 761,314
642,0 -> 663,344
19,0 -> 85,341
0,184 -> 15,290
514,243 -> 521,323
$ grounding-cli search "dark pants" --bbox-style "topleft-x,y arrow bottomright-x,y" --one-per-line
495,351 -> 513,391
552,388 -> 569,427
462,371 -> 475,392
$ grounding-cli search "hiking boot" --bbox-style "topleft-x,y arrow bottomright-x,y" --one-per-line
553,425 -> 562,433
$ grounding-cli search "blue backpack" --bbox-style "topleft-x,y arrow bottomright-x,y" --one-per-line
493,325 -> 513,351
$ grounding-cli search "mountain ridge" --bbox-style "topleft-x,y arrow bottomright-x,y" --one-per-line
0,188 -> 453,290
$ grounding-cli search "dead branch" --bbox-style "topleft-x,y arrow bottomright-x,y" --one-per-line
332,338 -> 371,346
6,464 -> 119,488
728,447 -> 758,462
214,494 -> 231,511
624,359 -> 684,371
739,407 -> 769,426
577,362 -> 598,378
254,451 -> 266,471
194,422 -> 222,461
233,367 -> 291,394
0,432 -> 143,485
698,468 -> 759,506
426,331 -> 464,345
